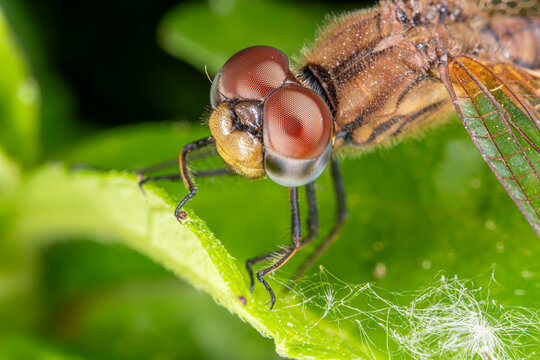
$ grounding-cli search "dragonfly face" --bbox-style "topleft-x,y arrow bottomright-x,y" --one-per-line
208,46 -> 333,187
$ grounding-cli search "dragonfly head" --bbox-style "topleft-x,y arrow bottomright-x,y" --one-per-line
208,45 -> 333,187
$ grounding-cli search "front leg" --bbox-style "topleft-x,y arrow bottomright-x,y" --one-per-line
174,136 -> 214,220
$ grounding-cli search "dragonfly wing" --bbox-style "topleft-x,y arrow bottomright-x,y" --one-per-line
439,55 -> 540,236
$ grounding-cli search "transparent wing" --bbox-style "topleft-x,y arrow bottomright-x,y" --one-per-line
439,55 -> 540,236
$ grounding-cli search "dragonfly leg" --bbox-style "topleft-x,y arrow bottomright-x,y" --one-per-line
69,162 -> 109,172
139,168 -> 234,191
135,136 -> 215,221
301,182 -> 320,247
132,159 -> 179,174
294,156 -> 347,279
246,250 -> 282,294
138,174 -> 182,192
245,182 -> 319,293
255,187 -> 302,309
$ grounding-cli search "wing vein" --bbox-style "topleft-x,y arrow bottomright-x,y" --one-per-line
453,58 -> 540,195
439,56 -> 540,236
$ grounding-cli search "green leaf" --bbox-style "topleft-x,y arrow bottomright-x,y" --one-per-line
0,6 -> 40,166
5,164 -> 382,359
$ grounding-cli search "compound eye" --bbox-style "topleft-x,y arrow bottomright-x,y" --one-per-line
264,85 -> 332,159
212,45 -> 289,104
263,85 -> 333,187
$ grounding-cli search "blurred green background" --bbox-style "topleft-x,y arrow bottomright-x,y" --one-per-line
0,0 -> 539,359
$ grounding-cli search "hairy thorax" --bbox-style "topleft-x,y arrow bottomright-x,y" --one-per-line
299,0 -> 536,150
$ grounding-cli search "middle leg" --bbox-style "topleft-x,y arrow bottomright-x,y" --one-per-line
293,156 -> 348,279
245,182 -> 319,292
252,187 -> 303,309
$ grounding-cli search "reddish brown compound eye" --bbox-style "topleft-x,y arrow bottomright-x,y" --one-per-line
214,45 -> 289,103
263,85 -> 333,187
263,85 -> 332,159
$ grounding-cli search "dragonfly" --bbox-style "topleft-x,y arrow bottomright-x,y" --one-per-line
143,0 -> 540,309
